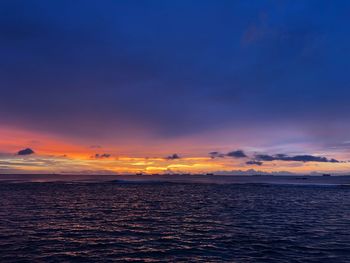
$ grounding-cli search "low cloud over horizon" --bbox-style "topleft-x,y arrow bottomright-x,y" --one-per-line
209,150 -> 247,159
254,154 -> 339,163
17,148 -> 35,156
210,150 -> 340,166
165,154 -> 181,160
92,153 -> 111,159
246,160 -> 263,166
0,142 -> 344,175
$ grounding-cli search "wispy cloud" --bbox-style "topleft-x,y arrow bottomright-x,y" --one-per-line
209,151 -> 225,159
90,145 -> 102,149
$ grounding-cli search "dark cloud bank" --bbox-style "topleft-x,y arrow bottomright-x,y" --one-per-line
254,154 -> 339,163
209,150 -> 340,166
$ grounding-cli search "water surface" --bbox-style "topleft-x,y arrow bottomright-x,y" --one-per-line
0,176 -> 350,262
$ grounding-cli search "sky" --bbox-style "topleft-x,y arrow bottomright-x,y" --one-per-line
1,0 -> 350,175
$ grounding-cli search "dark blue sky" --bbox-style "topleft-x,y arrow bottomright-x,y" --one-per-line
1,0 -> 350,157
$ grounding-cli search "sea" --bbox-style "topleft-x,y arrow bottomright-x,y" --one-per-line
0,174 -> 350,262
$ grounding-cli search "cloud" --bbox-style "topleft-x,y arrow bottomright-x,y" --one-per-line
93,153 -> 111,159
209,150 -> 247,159
254,154 -> 275,161
17,148 -> 35,155
246,160 -> 263,166
227,150 -> 247,158
255,154 -> 339,163
165,154 -> 181,160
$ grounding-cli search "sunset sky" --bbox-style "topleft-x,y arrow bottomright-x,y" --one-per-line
1,0 -> 350,175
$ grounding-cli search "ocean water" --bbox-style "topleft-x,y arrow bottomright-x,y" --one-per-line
0,177 -> 350,262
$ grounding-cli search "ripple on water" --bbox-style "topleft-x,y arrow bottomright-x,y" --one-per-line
0,183 -> 350,262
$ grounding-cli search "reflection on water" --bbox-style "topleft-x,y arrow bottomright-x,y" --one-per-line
0,181 -> 350,262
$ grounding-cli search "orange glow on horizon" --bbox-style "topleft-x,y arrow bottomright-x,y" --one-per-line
1,125 -> 349,175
